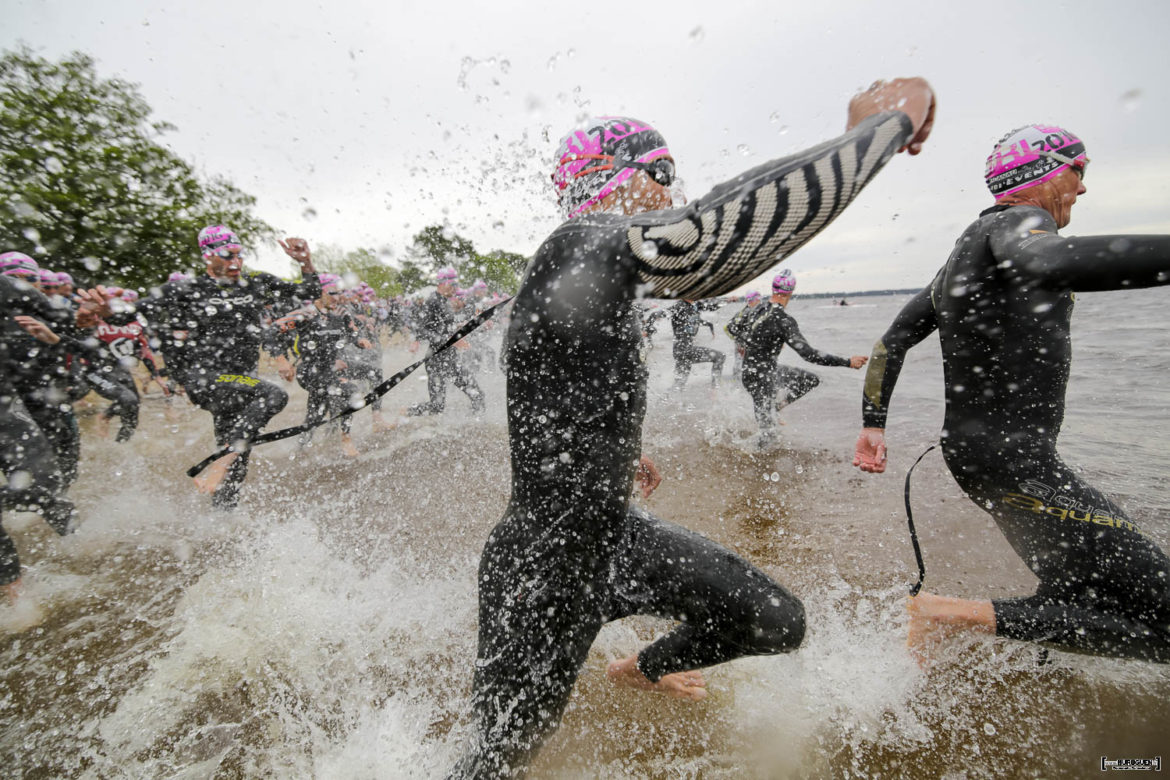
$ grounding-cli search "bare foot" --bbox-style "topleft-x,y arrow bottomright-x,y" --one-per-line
1,579 -> 45,632
95,415 -> 111,438
4,578 -> 20,607
606,655 -> 707,701
371,412 -> 398,432
341,434 -> 360,458
906,591 -> 995,666
194,452 -> 239,495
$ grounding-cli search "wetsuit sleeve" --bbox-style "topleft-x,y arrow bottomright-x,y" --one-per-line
990,208 -> 1170,292
256,272 -> 321,314
625,111 -> 914,299
779,314 -> 851,367
861,285 -> 938,428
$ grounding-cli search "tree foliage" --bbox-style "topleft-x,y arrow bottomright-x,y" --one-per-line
313,244 -> 406,296
0,46 -> 273,290
404,225 -> 527,294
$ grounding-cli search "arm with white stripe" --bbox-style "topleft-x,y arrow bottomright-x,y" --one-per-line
628,111 -> 914,299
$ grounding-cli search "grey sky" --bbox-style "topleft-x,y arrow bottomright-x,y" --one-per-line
5,0 -> 1169,293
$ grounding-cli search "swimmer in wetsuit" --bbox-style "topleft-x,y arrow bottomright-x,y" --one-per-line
742,270 -> 867,448
453,78 -> 936,777
406,267 -> 484,417
271,273 -> 374,457
668,299 -> 726,389
1,256 -> 96,601
852,124 -> 1170,663
81,227 -> 320,508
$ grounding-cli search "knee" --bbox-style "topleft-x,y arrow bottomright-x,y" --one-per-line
747,589 -> 806,654
261,384 -> 289,414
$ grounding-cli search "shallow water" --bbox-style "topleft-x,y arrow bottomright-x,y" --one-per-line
2,290 -> 1168,777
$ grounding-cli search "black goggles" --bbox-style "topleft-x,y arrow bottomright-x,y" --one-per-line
622,157 -> 675,187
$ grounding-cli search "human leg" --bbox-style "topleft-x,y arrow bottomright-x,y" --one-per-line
454,508 -> 609,777
774,364 -> 820,408
603,507 -> 804,681
938,443 -> 1170,662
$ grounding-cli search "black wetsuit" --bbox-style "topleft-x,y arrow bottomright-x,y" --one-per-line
669,300 -> 725,389
725,301 -> 763,381
742,301 -> 850,446
862,203 -> 1170,662
407,292 -> 484,416
131,271 -> 319,507
454,110 -> 915,776
276,305 -> 364,437
0,278 -> 78,583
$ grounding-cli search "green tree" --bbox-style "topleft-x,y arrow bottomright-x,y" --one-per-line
0,46 -> 273,290
405,225 -> 527,293
314,244 -> 405,296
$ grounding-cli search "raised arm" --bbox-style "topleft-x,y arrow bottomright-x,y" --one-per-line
991,207 -> 1170,292
627,78 -> 933,300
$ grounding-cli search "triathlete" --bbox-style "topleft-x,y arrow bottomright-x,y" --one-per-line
742,270 -> 867,448
453,78 -> 936,776
406,267 -> 484,417
852,124 -> 1170,663
343,283 -> 397,431
726,290 -> 763,382
1,260 -> 87,601
668,298 -> 725,390
87,288 -> 165,442
82,227 -> 319,507
271,273 -> 372,457
3,257 -> 86,488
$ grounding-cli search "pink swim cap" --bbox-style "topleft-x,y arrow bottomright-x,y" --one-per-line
436,266 -> 458,284
38,269 -> 59,286
772,270 -> 796,294
1,251 -> 39,277
744,290 -> 762,302
319,273 -> 342,291
552,116 -> 672,220
197,225 -> 243,257
57,272 -> 73,286
985,125 -> 1087,199
121,289 -> 139,302
168,271 -> 193,282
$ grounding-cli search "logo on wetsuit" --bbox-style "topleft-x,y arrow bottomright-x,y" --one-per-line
1001,481 -> 1142,535
216,374 -> 260,387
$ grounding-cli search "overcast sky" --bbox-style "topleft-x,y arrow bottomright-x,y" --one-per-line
5,0 -> 1169,293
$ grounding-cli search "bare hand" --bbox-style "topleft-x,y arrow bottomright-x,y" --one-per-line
74,286 -> 114,327
278,237 -> 315,273
847,77 -> 936,156
274,356 -> 295,382
635,455 -> 662,499
14,315 -> 60,344
849,355 -> 869,369
853,427 -> 887,473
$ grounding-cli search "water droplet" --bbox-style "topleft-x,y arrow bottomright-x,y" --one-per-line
21,227 -> 40,243
737,144 -> 752,157
83,256 -> 101,271
770,471 -> 780,482
302,207 -> 318,221
795,465 -> 804,475
1121,88 -> 1142,112
983,722 -> 997,736
44,157 -> 64,174
689,26 -> 705,43
640,240 -> 658,259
